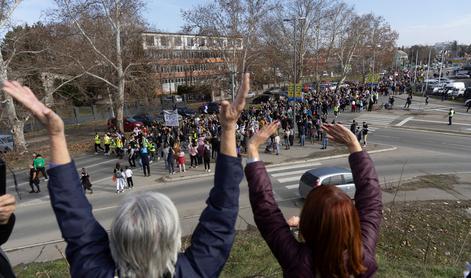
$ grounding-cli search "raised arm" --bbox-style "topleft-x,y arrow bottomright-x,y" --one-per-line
2,81 -> 115,277
349,150 -> 382,262
322,124 -> 382,271
245,122 -> 303,270
0,194 -> 16,246
179,73 -> 248,277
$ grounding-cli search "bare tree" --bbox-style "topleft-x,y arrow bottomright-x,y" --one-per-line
53,0 -> 147,131
183,0 -> 278,95
0,0 -> 35,152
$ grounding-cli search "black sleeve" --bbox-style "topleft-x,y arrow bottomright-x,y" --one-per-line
0,214 -> 15,246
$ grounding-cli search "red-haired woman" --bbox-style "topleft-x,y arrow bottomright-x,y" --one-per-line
245,121 -> 382,278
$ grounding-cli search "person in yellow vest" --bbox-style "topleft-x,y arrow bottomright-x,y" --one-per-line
94,133 -> 104,154
116,137 -> 124,159
104,133 -> 111,156
448,108 -> 455,125
110,136 -> 117,157
333,104 -> 339,118
148,141 -> 156,162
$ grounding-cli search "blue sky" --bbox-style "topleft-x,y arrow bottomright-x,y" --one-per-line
9,0 -> 471,46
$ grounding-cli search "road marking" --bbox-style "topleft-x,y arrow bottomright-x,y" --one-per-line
395,116 -> 414,127
272,170 -> 309,177
278,175 -> 302,183
285,184 -> 299,190
409,118 -> 471,126
93,205 -> 118,212
441,143 -> 471,148
267,162 -> 321,173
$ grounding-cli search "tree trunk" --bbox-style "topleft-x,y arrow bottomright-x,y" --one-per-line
115,18 -> 125,132
0,52 -> 27,153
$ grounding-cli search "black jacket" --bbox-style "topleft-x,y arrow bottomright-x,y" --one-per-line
0,214 -> 15,278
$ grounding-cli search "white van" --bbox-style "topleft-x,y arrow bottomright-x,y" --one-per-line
0,135 -> 13,152
445,82 -> 466,97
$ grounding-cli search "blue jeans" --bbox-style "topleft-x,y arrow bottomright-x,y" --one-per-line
300,135 -> 305,146
322,138 -> 328,149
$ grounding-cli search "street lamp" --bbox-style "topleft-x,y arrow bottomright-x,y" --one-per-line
283,17 -> 306,99
372,44 -> 381,76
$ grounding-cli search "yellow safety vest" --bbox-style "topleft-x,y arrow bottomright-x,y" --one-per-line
116,139 -> 123,148
104,135 -> 111,145
95,135 -> 101,144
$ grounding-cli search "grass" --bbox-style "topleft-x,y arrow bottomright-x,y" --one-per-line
384,174 -> 460,193
13,200 -> 471,277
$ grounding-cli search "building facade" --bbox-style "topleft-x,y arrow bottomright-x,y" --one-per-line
142,32 -> 243,95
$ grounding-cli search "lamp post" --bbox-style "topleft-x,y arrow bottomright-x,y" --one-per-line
283,17 -> 305,132
283,17 -> 306,99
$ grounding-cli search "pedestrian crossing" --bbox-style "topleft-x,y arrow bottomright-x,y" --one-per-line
353,114 -> 400,130
266,161 -> 322,200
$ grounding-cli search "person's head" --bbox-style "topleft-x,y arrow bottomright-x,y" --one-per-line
299,185 -> 366,277
110,192 -> 181,277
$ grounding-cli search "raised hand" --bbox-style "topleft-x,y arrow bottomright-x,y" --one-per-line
219,73 -> 250,130
321,124 -> 362,153
2,81 -> 64,136
0,194 -> 16,225
286,216 -> 300,228
248,121 -> 280,150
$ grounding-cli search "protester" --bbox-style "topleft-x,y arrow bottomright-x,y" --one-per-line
28,164 -> 40,193
203,139 -> 211,172
80,168 -> 93,194
4,74 -> 251,277
177,149 -> 186,173
124,166 -> 134,189
0,194 -> 16,278
244,122 -> 382,277
140,144 -> 151,176
33,153 -> 48,181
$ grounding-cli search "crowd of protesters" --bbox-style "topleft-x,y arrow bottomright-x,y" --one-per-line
90,70 -> 416,184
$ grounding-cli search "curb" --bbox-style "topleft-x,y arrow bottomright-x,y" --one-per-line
161,146 -> 398,182
392,126 -> 471,137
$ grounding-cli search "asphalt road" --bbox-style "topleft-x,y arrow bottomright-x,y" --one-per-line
3,105 -> 471,265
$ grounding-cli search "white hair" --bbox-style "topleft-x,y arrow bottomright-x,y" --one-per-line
110,192 -> 181,278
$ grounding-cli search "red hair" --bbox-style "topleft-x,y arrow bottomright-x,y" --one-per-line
299,185 -> 366,278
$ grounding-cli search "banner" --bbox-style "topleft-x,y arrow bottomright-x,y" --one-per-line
164,110 -> 179,127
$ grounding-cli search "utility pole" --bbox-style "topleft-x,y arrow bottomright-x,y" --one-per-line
423,47 -> 432,96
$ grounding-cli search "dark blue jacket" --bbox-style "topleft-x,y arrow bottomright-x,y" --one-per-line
47,153 -> 243,278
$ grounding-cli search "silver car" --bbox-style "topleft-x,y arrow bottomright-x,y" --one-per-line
298,167 -> 355,199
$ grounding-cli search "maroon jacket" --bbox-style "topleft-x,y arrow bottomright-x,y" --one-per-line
245,151 -> 382,277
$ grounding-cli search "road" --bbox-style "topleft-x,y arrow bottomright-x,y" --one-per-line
3,104 -> 471,265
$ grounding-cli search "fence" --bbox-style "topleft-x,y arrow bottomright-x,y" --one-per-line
1,101 -> 158,134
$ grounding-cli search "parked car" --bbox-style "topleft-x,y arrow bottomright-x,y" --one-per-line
246,91 -> 256,98
252,94 -> 271,104
177,107 -> 196,117
0,135 -> 13,153
107,117 -> 144,132
199,102 -> 220,114
445,82 -> 466,97
132,114 -> 155,126
298,167 -> 355,199
454,73 -> 470,79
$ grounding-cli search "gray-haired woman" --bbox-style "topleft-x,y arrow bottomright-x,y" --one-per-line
2,73 -> 251,277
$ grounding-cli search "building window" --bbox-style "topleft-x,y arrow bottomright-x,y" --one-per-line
160,36 -> 169,47
174,37 -> 182,47
187,37 -> 195,47
145,35 -> 155,46
199,38 -> 206,47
